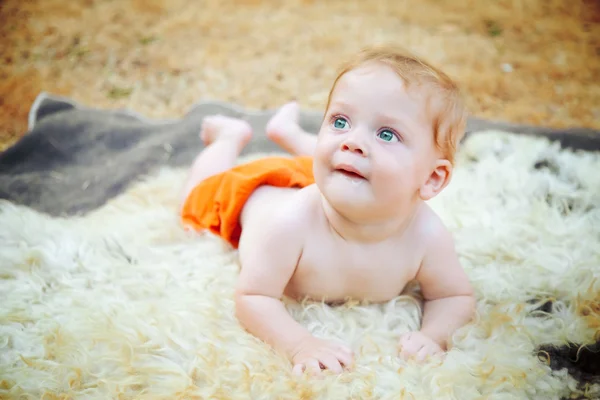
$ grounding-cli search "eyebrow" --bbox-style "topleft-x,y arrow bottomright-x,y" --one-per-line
377,113 -> 405,127
377,112 -> 420,139
328,101 -> 358,113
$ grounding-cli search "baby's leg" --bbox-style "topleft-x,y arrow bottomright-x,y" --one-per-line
180,115 -> 252,208
266,102 -> 317,156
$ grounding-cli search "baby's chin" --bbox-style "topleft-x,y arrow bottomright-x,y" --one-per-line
319,180 -> 375,211
318,177 -> 414,218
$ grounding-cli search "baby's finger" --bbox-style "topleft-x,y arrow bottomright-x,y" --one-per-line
292,363 -> 305,376
333,348 -> 354,369
398,337 -> 416,352
416,345 -> 432,363
431,350 -> 446,364
400,343 -> 424,360
398,349 -> 413,360
398,337 -> 415,353
305,359 -> 322,376
318,353 -> 344,374
398,332 -> 412,344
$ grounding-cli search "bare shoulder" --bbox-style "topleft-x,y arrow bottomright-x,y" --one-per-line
236,186 -> 318,298
413,204 -> 473,300
414,203 -> 452,244
239,190 -> 314,270
241,185 -> 315,239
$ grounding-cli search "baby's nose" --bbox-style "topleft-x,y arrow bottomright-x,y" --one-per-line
341,139 -> 366,156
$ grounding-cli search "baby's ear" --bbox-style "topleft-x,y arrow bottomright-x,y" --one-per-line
419,159 -> 452,201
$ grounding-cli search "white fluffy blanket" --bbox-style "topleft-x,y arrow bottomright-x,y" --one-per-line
1,131 -> 598,399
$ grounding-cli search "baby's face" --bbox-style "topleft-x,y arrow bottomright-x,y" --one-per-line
313,62 -> 440,220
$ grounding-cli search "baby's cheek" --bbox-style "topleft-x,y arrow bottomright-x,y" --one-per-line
314,141 -> 332,164
378,165 -> 410,190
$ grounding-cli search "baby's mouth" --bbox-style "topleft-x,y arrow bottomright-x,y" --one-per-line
334,165 -> 367,180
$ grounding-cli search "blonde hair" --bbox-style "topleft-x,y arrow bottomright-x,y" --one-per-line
325,45 -> 468,164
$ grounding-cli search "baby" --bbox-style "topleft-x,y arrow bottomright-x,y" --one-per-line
180,45 -> 476,375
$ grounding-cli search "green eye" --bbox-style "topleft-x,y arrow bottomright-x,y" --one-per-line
377,129 -> 398,142
333,117 -> 349,130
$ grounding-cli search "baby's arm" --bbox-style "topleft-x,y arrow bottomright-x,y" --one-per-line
235,211 -> 352,374
400,224 -> 475,360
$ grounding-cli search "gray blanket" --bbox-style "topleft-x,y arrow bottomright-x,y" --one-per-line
1,92 -> 599,217
1,93 -> 599,394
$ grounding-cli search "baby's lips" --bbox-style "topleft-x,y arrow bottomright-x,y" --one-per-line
334,164 -> 368,179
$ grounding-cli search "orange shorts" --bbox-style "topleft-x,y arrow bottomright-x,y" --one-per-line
181,155 -> 314,248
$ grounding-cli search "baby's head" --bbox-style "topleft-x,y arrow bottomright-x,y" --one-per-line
325,45 -> 467,165
313,45 -> 468,221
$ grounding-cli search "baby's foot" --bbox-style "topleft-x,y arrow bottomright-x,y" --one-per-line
265,101 -> 301,146
200,115 -> 252,147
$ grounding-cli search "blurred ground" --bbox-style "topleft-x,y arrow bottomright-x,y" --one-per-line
1,0 -> 599,151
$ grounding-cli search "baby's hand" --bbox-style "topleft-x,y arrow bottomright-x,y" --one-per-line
291,336 -> 354,376
398,331 -> 444,362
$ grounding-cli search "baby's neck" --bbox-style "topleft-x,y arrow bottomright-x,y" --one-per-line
320,197 -> 421,243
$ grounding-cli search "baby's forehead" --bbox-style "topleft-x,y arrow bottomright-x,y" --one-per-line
341,63 -> 437,99
334,67 -> 434,110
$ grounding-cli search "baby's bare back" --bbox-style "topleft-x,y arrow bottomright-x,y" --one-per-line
239,184 -> 426,303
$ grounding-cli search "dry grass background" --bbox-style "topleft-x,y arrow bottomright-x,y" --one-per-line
1,0 -> 599,151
